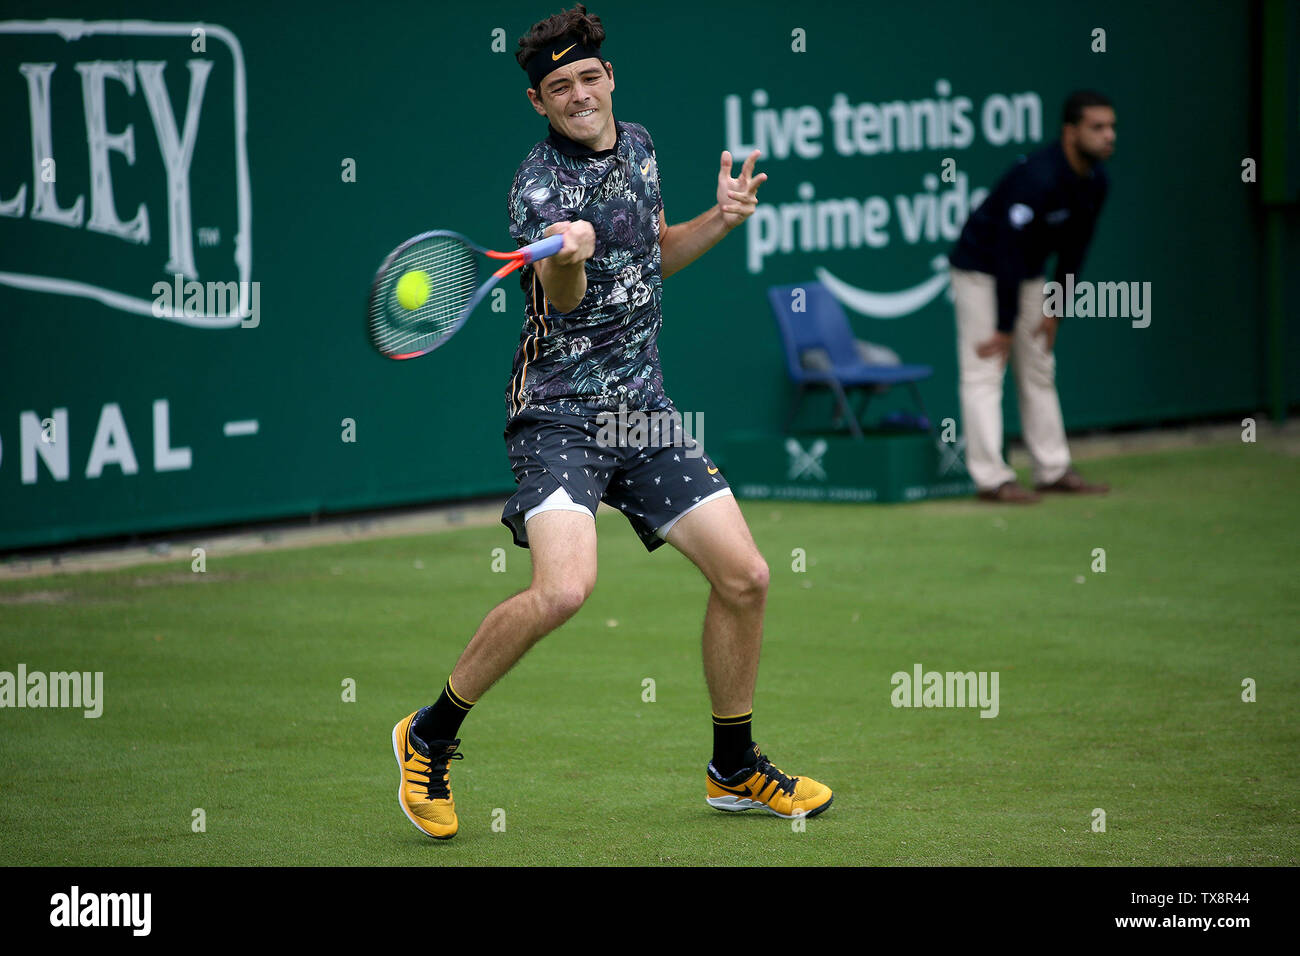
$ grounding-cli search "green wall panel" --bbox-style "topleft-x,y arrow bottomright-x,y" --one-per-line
0,0 -> 1284,548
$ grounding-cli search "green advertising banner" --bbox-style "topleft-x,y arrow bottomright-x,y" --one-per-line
0,1 -> 1285,549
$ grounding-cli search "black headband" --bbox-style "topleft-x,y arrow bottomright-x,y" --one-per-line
525,35 -> 604,90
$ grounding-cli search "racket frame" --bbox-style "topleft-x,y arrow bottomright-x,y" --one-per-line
367,229 -> 565,360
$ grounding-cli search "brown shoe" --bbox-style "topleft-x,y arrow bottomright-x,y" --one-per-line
977,480 -> 1041,503
1036,469 -> 1110,494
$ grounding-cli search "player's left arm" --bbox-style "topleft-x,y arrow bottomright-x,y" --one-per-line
659,149 -> 766,279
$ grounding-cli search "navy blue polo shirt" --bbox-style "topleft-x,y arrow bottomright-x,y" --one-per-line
950,141 -> 1108,331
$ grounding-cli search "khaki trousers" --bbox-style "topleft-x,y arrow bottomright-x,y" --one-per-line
950,267 -> 1072,491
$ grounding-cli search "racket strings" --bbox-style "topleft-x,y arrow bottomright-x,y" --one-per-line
370,236 -> 481,356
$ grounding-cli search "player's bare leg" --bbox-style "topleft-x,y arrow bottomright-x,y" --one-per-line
666,493 -> 833,819
664,494 -> 768,715
393,508 -> 595,839
451,508 -> 598,700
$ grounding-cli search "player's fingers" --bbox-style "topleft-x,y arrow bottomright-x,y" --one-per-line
740,149 -> 761,181
746,172 -> 768,195
720,150 -> 733,177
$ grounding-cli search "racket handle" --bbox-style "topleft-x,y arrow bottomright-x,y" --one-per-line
520,234 -> 566,263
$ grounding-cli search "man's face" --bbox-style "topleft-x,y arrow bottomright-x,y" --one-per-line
527,58 -> 615,147
1068,105 -> 1116,164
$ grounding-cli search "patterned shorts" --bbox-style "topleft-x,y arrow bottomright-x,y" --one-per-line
501,406 -> 731,551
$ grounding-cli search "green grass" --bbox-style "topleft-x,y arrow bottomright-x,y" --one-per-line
1,439 -> 1297,865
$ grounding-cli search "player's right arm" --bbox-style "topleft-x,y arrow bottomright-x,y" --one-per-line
535,220 -> 595,313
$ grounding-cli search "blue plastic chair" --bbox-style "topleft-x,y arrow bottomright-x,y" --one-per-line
767,282 -> 933,439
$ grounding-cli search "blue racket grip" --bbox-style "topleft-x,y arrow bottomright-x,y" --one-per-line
520,234 -> 566,263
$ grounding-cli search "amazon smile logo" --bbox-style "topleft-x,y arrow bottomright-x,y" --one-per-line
815,255 -> 953,319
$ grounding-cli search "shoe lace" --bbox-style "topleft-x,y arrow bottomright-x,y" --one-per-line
753,754 -> 798,796
414,748 -> 464,801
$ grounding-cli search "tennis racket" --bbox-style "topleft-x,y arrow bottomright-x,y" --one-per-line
366,230 -> 566,360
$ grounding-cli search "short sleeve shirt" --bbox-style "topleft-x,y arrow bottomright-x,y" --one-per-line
504,118 -> 667,423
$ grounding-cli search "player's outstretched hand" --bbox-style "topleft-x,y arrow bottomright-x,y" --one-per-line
718,149 -> 767,230
545,220 -> 596,266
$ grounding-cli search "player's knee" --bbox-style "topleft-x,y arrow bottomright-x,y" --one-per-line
720,556 -> 769,607
535,579 -> 592,624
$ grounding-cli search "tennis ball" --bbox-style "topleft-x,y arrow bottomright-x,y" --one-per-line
395,270 -> 430,310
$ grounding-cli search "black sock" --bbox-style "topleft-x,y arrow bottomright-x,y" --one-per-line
411,679 -> 475,744
711,710 -> 754,777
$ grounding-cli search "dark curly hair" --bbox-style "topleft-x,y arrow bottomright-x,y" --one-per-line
1062,90 -> 1113,125
515,3 -> 607,79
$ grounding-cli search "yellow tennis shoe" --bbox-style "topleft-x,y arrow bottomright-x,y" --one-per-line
706,744 -> 833,819
392,711 -> 464,840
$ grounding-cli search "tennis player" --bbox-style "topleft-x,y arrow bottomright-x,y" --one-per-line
392,3 -> 832,839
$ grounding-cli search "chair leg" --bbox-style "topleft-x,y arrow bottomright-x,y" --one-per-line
908,382 -> 933,436
829,380 -> 864,439
852,389 -> 873,433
